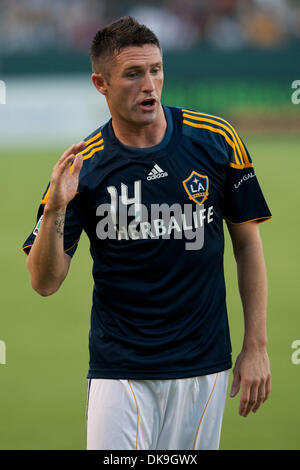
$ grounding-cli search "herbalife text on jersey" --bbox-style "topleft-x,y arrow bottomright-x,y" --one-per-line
95,179 -> 214,250
96,201 -> 214,250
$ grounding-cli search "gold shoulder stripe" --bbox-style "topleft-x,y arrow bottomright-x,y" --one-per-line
81,137 -> 104,156
182,109 -> 250,165
183,112 -> 243,166
183,119 -> 241,166
69,144 -> 104,172
83,144 -> 104,161
85,130 -> 102,146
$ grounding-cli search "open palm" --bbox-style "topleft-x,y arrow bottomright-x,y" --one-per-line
46,142 -> 86,212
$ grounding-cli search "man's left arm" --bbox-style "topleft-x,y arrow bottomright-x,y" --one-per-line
227,221 -> 271,417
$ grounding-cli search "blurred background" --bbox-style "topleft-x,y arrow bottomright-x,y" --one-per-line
0,0 -> 299,450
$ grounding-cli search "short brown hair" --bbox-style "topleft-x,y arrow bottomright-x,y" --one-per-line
89,16 -> 161,74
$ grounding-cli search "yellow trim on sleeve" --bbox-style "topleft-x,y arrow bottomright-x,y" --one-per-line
224,215 -> 272,225
22,244 -> 33,255
229,161 -> 253,169
41,187 -> 50,205
22,237 -> 81,256
64,237 -> 81,253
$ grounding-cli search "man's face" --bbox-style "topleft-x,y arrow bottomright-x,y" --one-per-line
101,44 -> 164,127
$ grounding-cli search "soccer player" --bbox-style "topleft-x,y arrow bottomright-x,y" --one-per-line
23,17 -> 272,450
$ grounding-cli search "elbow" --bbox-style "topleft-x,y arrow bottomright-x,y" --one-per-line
26,255 -> 69,297
34,287 -> 57,297
30,279 -> 61,297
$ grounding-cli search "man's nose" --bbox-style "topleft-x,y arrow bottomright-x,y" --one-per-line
141,72 -> 155,92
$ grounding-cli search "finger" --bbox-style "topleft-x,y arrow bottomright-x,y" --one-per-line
243,380 -> 259,417
58,141 -> 87,164
230,371 -> 241,398
58,144 -> 77,163
239,380 -> 251,417
71,153 -> 83,176
73,141 -> 87,154
56,154 -> 76,174
252,380 -> 266,413
263,374 -> 271,403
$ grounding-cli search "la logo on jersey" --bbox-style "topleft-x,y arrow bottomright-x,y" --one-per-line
182,171 -> 209,205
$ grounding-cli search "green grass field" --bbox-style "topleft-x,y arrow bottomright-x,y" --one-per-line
0,133 -> 299,449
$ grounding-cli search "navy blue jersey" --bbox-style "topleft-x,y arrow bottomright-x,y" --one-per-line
22,106 -> 271,379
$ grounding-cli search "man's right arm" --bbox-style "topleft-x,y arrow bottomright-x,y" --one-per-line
26,142 -> 86,296
27,207 -> 71,296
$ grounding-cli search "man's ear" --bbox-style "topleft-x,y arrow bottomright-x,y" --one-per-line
92,73 -> 108,96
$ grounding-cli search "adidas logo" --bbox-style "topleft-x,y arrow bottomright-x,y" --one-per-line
147,164 -> 168,181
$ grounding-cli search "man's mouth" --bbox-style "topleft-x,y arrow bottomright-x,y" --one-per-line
139,98 -> 156,110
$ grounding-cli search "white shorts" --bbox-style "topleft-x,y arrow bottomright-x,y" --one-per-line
86,370 -> 229,450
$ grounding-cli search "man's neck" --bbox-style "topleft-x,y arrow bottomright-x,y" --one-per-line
111,105 -> 167,148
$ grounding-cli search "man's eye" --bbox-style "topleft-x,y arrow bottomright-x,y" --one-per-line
127,72 -> 138,78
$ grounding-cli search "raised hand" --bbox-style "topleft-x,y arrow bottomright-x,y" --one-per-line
45,141 -> 87,212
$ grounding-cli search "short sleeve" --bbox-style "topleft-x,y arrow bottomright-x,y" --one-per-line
22,183 -> 85,257
222,134 -> 272,224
